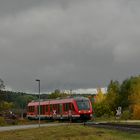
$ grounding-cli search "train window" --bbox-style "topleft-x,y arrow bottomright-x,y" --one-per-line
60,104 -> 63,113
70,104 -> 75,111
63,104 -> 66,111
37,106 -> 39,114
53,104 -> 56,110
40,106 -> 43,114
37,105 -> 45,114
52,104 -> 60,113
50,104 -> 53,112
46,105 -> 48,112
37,106 -> 42,114
63,103 -> 67,111
28,106 -> 34,112
40,105 -> 45,114
64,103 -> 71,111
56,104 -> 60,113
76,100 -> 90,110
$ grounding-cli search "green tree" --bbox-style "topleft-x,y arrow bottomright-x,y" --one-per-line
119,78 -> 132,109
0,101 -> 13,112
94,101 -> 111,117
0,78 -> 5,90
119,76 -> 140,109
106,80 -> 120,113
15,94 -> 37,109
14,94 -> 37,118
48,89 -> 68,99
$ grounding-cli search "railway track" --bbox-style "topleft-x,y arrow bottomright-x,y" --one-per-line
84,122 -> 140,133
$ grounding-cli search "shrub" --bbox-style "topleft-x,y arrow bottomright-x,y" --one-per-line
94,102 -> 112,117
121,110 -> 131,120
0,117 -> 6,126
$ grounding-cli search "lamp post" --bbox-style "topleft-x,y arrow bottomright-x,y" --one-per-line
36,79 -> 40,127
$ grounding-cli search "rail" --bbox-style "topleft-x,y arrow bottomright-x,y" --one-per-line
84,122 -> 140,133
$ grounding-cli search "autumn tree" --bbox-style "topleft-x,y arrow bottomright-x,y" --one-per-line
128,76 -> 140,119
95,88 -> 105,103
94,88 -> 110,117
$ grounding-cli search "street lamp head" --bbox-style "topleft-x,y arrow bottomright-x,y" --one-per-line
36,79 -> 40,82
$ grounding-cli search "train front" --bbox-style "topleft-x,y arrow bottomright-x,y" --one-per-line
75,97 -> 93,121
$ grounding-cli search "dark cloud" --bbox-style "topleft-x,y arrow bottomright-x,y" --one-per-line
0,0 -> 140,92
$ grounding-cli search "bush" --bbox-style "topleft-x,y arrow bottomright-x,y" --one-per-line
0,117 -> 6,126
94,102 -> 112,117
121,110 -> 131,120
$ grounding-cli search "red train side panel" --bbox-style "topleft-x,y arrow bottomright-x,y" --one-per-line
27,96 -> 93,121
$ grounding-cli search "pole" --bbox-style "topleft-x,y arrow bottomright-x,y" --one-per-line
36,79 -> 40,127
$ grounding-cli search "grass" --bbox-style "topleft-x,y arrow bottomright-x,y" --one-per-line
0,125 -> 140,140
0,118 -> 55,126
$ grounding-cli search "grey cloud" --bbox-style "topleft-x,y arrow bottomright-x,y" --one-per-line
0,0 -> 140,92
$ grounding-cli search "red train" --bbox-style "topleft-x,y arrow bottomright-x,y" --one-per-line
27,96 -> 93,121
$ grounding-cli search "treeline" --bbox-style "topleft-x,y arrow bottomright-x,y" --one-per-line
1,76 -> 140,120
94,75 -> 140,119
0,90 -> 38,114
0,88 -> 69,115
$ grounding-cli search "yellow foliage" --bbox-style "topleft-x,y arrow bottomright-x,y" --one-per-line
95,88 -> 105,103
129,83 -> 140,119
129,83 -> 140,104
0,101 -> 13,111
132,104 -> 140,119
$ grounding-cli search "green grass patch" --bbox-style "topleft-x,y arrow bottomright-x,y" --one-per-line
0,125 -> 140,140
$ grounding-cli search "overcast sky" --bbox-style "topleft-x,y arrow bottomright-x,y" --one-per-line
0,0 -> 140,93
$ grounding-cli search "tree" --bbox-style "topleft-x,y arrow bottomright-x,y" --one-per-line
94,101 -> 111,117
107,80 -> 120,94
0,79 -> 5,90
106,80 -> 120,113
0,101 -> 13,112
94,88 -> 111,117
119,76 -> 140,109
119,78 -> 133,109
0,79 -> 5,102
14,94 -> 37,118
129,81 -> 140,105
131,104 -> 140,119
128,76 -> 140,119
15,94 -> 37,109
48,89 -> 68,99
95,88 -> 105,103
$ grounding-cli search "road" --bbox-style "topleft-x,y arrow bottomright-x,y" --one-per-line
0,123 -> 68,132
1,120 -> 139,132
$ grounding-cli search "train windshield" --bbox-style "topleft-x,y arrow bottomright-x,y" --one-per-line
76,100 -> 90,110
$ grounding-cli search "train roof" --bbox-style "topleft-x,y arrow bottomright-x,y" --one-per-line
28,96 -> 89,106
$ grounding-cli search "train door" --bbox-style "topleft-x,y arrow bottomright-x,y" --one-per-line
34,105 -> 38,119
45,105 -> 49,119
50,104 -> 53,117
59,104 -> 63,119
